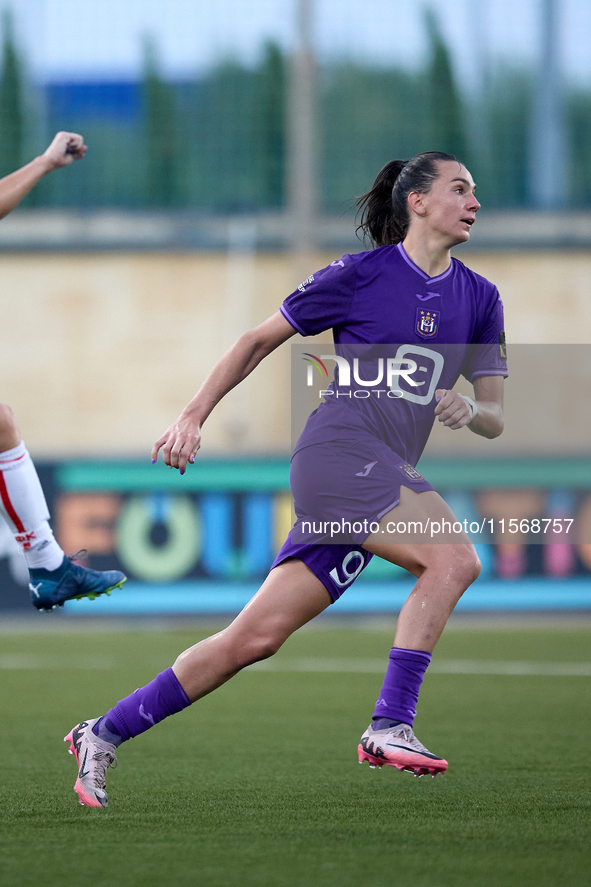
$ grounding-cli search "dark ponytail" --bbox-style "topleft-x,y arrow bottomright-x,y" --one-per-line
356,151 -> 459,248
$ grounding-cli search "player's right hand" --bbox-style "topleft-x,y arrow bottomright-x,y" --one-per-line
42,131 -> 87,169
151,414 -> 202,474
434,388 -> 473,429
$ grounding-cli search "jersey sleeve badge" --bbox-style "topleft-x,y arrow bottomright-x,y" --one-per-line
297,273 -> 315,293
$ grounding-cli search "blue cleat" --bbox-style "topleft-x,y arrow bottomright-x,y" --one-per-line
29,552 -> 127,611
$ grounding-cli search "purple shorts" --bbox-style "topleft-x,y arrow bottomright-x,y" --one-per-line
271,437 -> 434,603
289,437 -> 434,545
271,535 -> 372,603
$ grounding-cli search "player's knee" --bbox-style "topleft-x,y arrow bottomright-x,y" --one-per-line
427,543 -> 480,592
0,402 -> 17,432
453,544 -> 481,589
0,402 -> 19,447
238,632 -> 284,666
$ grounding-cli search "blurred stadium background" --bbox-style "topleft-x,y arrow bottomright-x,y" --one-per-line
1,0 -> 591,613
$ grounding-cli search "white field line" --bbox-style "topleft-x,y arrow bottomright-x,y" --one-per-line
0,653 -> 113,670
248,658 -> 591,676
1,654 -> 590,676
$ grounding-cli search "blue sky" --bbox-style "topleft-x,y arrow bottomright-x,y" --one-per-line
10,0 -> 591,88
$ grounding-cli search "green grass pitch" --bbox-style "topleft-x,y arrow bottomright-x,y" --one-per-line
0,620 -> 590,887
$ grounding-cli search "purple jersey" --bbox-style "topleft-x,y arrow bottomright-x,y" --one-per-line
281,242 -> 507,467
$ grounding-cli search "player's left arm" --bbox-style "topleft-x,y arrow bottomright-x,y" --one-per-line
434,375 -> 504,439
0,131 -> 87,220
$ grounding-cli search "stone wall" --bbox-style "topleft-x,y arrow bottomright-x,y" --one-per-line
1,249 -> 590,457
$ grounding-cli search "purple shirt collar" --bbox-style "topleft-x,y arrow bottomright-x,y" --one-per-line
396,242 -> 454,284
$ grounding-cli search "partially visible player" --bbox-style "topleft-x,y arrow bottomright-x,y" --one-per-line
0,132 -> 126,611
65,152 -> 505,807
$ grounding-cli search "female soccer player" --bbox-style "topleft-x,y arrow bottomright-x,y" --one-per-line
66,152 -> 506,807
0,132 -> 126,610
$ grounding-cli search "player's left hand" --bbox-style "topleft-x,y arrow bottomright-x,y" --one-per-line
42,132 -> 87,169
434,389 -> 473,430
151,412 -> 202,475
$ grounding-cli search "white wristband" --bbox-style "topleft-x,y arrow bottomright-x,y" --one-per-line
459,394 -> 478,422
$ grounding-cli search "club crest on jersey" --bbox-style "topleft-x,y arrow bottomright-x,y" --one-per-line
415,308 -> 440,339
398,463 -> 424,481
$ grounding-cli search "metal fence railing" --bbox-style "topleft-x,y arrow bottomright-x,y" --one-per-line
0,0 -> 589,213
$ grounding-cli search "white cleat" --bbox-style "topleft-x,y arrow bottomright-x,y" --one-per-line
64,718 -> 117,808
358,722 -> 448,777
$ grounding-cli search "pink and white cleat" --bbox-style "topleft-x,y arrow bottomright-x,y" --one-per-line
358,722 -> 448,777
64,718 -> 117,807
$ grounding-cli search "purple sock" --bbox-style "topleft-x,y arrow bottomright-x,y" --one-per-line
372,647 -> 432,726
95,668 -> 192,743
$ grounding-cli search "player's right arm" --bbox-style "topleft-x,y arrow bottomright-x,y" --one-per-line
0,131 -> 87,219
152,311 -> 297,472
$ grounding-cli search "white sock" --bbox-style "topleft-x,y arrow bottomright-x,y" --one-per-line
0,441 -> 64,571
